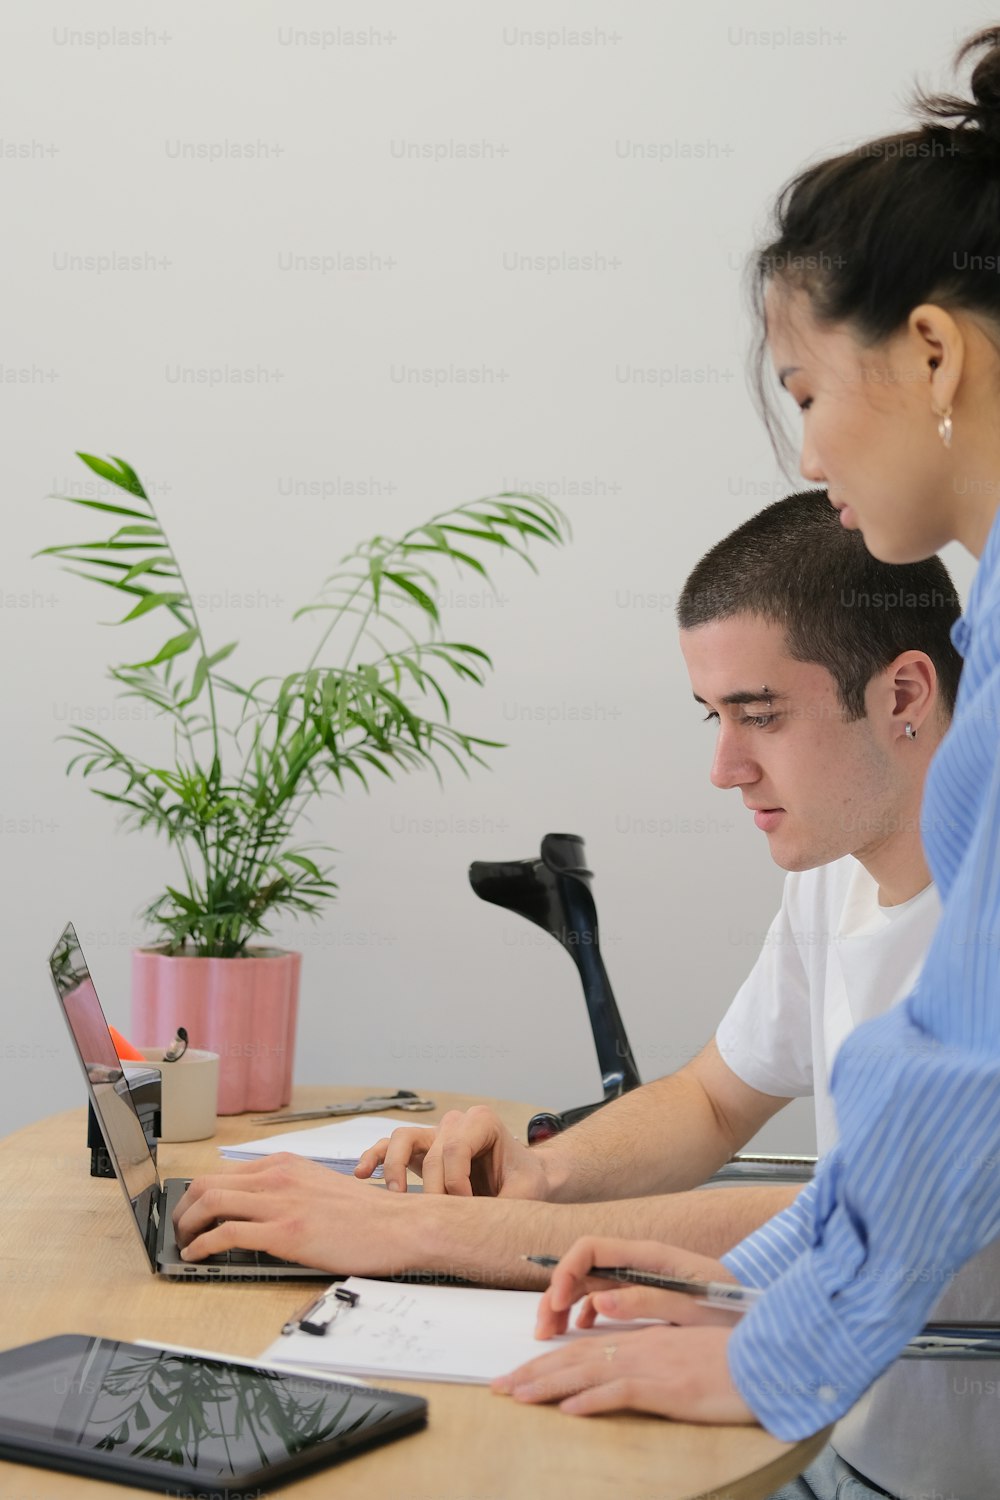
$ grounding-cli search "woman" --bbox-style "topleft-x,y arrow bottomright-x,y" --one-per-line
493,25 -> 1000,1500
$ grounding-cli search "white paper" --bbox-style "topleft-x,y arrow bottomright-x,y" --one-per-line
259,1276 -> 649,1384
220,1116 -> 406,1171
134,1339 -> 368,1386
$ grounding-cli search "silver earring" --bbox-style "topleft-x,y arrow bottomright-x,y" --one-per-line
934,405 -> 953,448
905,722 -> 918,741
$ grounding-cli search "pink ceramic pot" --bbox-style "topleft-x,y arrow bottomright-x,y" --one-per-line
131,947 -> 301,1114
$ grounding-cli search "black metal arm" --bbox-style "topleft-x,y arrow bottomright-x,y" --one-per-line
469,832 -> 641,1142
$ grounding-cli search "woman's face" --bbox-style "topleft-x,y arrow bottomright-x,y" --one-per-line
765,284 -> 960,564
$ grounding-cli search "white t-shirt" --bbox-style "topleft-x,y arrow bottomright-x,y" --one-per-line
717,856 -> 1000,1500
717,855 -> 938,1157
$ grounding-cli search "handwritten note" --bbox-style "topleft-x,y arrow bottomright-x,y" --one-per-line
261,1276 -> 648,1384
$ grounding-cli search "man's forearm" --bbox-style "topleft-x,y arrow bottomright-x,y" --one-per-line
404,1183 -> 800,1288
531,1070 -> 746,1203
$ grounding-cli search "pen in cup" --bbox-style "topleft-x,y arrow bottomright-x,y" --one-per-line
522,1255 -> 763,1314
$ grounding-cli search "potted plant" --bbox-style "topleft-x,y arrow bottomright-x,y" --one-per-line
39,453 -> 568,1112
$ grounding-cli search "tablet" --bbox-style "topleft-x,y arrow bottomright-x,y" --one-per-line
0,1334 -> 427,1497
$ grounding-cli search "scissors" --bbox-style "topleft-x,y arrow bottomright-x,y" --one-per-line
252,1089 -> 436,1125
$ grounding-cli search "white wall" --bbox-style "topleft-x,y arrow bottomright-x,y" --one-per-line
2,1 -> 980,1154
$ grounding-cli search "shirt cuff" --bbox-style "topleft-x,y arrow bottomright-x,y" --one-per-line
722,1179 -> 819,1289
726,1248 -> 868,1439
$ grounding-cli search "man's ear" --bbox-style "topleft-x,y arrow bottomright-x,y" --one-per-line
886,651 -> 938,737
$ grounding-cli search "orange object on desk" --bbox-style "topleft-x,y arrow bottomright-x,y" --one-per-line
108,1024 -> 146,1062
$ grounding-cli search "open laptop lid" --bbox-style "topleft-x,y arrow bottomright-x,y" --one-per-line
48,922 -> 161,1270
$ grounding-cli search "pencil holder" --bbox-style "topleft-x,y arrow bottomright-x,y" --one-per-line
138,1047 -> 220,1142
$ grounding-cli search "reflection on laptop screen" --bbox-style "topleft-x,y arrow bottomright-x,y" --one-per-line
48,922 -> 159,1261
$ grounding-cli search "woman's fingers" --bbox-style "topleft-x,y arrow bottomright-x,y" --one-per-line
580,1285 -> 740,1327
535,1236 -> 738,1339
493,1324 -> 756,1426
574,1295 -> 600,1330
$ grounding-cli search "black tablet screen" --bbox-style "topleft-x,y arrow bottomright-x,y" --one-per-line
0,1336 -> 417,1484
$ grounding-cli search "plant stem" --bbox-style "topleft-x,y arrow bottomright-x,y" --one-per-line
141,491 -> 224,927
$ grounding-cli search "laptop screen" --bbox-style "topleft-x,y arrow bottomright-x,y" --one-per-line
48,922 -> 159,1266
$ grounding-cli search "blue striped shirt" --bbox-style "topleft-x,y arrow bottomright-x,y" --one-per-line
722,505 -> 1000,1440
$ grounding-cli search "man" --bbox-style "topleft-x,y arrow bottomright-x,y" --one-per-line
173,492 -> 968,1491
355,489 -> 960,1215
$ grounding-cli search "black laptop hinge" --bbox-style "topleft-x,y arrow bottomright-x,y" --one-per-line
146,1184 -> 162,1264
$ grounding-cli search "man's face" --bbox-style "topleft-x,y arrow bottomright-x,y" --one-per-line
679,615 -> 900,872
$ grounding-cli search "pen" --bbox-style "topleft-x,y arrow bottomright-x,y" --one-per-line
524,1263 -> 1000,1346
282,1286 -> 360,1337
522,1256 -> 763,1314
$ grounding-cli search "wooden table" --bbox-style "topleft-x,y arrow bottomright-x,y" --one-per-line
0,1086 -> 828,1500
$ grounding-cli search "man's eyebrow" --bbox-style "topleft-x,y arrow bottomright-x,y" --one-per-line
777,365 -> 800,390
692,690 -> 789,707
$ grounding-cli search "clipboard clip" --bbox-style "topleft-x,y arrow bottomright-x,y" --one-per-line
282,1286 -> 360,1338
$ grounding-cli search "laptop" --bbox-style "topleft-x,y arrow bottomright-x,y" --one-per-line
48,921 -> 329,1281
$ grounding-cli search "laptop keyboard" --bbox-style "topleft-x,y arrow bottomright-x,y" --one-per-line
204,1247 -> 300,1268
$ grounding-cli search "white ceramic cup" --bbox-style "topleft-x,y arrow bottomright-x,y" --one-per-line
139,1047 -> 220,1142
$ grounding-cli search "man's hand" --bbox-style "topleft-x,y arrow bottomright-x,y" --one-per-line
354,1106 -> 551,1198
172,1153 -> 422,1274
492,1323 -> 754,1424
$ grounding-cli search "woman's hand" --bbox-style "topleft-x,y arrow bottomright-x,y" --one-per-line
490,1234 -> 755,1423
493,1323 -> 754,1424
533,1234 -> 744,1339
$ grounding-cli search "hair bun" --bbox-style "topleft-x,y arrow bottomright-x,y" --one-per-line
914,27 -> 1000,148
965,30 -> 1000,141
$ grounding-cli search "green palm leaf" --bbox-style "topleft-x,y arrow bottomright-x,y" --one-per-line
39,454 -> 569,954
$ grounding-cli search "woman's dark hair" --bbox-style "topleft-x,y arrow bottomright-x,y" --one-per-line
676,490 -> 963,719
750,26 -> 1000,457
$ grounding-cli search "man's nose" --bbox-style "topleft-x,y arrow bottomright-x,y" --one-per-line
710,729 -> 760,791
